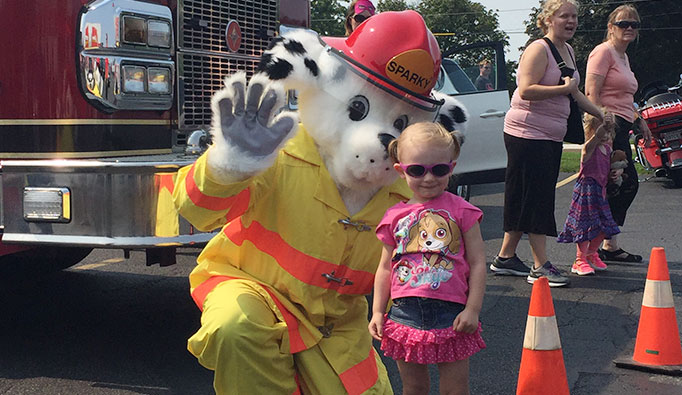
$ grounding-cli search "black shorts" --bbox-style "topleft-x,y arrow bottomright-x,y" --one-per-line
503,133 -> 563,236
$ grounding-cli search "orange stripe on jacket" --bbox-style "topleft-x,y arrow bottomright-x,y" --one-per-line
223,218 -> 375,294
185,163 -> 251,216
339,347 -> 379,395
191,276 -> 307,353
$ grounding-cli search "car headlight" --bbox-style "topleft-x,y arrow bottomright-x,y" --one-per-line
123,15 -> 147,45
148,20 -> 171,48
122,65 -> 146,93
148,67 -> 171,94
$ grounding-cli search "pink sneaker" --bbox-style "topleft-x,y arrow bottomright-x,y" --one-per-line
587,253 -> 608,271
571,259 -> 595,276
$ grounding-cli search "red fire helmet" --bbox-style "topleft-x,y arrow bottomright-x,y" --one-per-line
322,10 -> 442,109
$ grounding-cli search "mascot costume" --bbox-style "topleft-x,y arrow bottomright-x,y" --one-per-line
173,10 -> 468,394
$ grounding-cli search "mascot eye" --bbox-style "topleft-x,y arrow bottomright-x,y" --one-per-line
393,115 -> 408,131
348,96 -> 369,121
420,230 -> 428,240
436,228 -> 447,239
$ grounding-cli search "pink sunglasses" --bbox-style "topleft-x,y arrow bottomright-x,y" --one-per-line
398,162 -> 455,177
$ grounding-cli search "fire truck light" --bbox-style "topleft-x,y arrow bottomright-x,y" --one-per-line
122,65 -> 146,93
148,20 -> 171,48
23,187 -> 71,223
148,68 -> 171,94
123,16 -> 147,45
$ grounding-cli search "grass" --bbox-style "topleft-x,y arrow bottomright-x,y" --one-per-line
559,150 -> 652,174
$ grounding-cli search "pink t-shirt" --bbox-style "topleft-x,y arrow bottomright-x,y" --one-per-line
586,42 -> 638,122
504,39 -> 579,142
375,192 -> 483,305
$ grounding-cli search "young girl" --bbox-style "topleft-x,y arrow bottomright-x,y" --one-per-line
557,113 -> 621,275
368,122 -> 486,395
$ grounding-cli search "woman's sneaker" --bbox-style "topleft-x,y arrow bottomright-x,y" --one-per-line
527,261 -> 570,287
587,253 -> 608,271
490,255 -> 531,276
571,259 -> 595,276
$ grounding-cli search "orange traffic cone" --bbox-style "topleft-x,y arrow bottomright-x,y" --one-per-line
517,277 -> 569,395
614,247 -> 682,375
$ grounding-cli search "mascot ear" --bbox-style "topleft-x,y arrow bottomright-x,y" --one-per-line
432,91 -> 468,145
257,28 -> 335,92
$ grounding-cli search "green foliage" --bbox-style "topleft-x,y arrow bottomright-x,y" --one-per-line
311,0 -> 346,36
523,0 -> 682,93
377,0 -> 409,11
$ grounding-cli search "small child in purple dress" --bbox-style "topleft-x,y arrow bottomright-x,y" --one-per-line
558,112 -> 620,275
368,122 -> 486,394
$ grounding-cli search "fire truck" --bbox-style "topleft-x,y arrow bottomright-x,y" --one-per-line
0,0 -> 310,271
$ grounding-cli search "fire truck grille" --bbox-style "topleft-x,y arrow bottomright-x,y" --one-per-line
178,53 -> 259,129
179,0 -> 277,56
177,0 -> 277,130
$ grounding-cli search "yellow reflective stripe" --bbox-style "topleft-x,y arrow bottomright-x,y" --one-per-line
523,315 -> 562,350
642,279 -> 675,308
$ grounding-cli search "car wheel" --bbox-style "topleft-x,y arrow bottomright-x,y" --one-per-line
447,175 -> 471,201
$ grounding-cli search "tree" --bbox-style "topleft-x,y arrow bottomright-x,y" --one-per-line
311,0 -> 347,36
313,0 -> 517,92
523,0 -> 682,97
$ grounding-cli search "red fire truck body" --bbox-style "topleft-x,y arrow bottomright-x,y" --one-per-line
0,0 -> 310,268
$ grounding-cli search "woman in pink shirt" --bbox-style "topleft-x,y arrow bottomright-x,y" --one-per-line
490,0 -> 602,287
585,4 -> 653,263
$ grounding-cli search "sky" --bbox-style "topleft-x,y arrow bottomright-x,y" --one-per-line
397,0 -> 542,63
476,0 -> 541,62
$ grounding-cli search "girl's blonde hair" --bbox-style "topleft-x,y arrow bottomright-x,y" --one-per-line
605,4 -> 640,42
583,111 -> 615,141
387,122 -> 461,164
537,0 -> 580,34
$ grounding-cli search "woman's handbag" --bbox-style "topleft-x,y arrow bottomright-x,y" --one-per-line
543,37 -> 585,144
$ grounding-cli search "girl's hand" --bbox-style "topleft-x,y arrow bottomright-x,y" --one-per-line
453,308 -> 479,334
368,313 -> 385,341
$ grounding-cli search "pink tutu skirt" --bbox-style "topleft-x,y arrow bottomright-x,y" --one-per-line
380,317 -> 486,364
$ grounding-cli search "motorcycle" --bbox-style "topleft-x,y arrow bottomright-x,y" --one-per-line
633,74 -> 682,187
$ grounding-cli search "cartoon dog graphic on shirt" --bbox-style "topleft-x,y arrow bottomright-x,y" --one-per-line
406,211 -> 461,269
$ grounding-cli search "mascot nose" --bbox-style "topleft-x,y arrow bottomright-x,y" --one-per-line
378,133 -> 395,150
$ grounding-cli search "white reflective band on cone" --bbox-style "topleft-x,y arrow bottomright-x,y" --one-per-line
523,315 -> 562,350
642,279 -> 675,308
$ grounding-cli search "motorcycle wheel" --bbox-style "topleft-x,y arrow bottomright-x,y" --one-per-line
670,169 -> 682,187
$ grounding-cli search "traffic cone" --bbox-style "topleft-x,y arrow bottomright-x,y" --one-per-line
516,277 -> 569,395
614,247 -> 682,375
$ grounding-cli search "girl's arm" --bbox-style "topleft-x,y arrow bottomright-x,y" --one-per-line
517,43 -> 575,101
453,221 -> 486,334
368,243 -> 395,341
581,134 -> 599,163
574,90 -> 604,120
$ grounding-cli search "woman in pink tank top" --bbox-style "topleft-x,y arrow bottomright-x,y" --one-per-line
490,0 -> 603,288
585,4 -> 652,263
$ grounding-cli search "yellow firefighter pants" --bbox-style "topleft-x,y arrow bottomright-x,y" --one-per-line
187,279 -> 392,395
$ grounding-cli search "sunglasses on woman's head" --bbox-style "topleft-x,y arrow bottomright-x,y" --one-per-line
613,20 -> 640,29
398,162 -> 455,178
353,14 -> 369,23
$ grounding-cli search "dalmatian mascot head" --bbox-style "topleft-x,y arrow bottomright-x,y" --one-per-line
207,10 -> 467,213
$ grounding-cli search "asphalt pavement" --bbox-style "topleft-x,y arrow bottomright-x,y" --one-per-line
0,172 -> 680,394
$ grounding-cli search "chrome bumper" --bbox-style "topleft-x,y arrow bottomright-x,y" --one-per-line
1,158 -> 214,248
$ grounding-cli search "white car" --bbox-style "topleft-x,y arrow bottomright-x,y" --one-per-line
435,41 -> 509,199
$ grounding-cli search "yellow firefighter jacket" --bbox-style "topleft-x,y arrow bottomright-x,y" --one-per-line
173,126 -> 410,394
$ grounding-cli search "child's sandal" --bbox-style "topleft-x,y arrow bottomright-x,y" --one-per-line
598,248 -> 642,263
